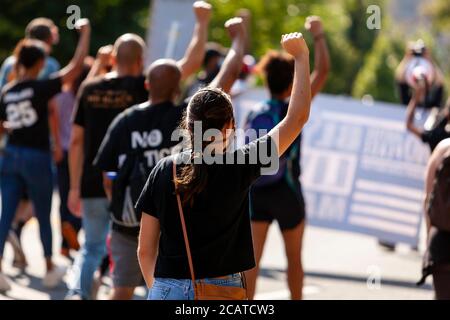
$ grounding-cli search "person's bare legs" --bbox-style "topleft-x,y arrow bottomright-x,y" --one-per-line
110,287 -> 135,300
281,220 -> 305,300
245,221 -> 270,300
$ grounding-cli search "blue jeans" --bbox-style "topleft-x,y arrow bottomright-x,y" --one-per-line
148,274 -> 244,300
0,146 -> 53,257
68,198 -> 110,299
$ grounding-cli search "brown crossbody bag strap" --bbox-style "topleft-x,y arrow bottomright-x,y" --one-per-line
172,161 -> 197,285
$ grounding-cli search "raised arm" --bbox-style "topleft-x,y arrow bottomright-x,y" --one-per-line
56,19 -> 91,85
305,16 -> 330,98
209,17 -> 246,94
405,86 -> 425,138
177,1 -> 212,81
268,33 -> 311,156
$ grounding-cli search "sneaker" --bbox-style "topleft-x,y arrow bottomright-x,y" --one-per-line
0,272 -> 11,292
91,271 -> 103,300
42,265 -> 67,289
61,222 -> 80,251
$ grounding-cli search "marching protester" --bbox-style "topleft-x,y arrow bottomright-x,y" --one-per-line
245,16 -> 329,300
66,32 -> 148,299
51,57 -> 94,259
137,11 -> 313,299
419,138 -> 450,299
406,92 -> 450,152
0,18 -> 90,292
0,17 -> 61,270
184,42 -> 225,98
94,1 -> 213,300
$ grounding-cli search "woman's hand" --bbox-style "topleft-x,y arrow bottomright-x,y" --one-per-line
281,32 -> 309,60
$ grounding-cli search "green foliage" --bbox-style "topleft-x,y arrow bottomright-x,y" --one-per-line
0,0 -> 149,65
352,33 -> 404,102
423,0 -> 450,99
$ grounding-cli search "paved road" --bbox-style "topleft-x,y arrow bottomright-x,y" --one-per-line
0,195 -> 434,300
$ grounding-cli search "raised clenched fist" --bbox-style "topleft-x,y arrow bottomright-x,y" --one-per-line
281,32 -> 309,59
305,16 -> 324,37
75,18 -> 90,33
225,17 -> 244,39
193,1 -> 212,24
96,45 -> 113,66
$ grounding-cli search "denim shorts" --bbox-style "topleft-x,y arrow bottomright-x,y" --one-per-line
148,273 -> 244,300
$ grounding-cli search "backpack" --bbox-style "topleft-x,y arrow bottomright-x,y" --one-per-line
426,153 -> 450,232
245,99 -> 298,187
109,114 -> 152,228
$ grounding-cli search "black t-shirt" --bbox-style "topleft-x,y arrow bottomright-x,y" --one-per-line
135,135 -> 276,279
73,75 -> 147,198
0,77 -> 62,151
421,118 -> 450,151
430,229 -> 450,264
94,101 -> 187,235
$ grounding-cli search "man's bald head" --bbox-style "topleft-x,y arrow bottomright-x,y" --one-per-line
113,33 -> 145,67
146,59 -> 182,101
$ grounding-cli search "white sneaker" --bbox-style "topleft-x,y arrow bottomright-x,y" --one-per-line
91,271 -> 103,300
0,272 -> 11,292
42,265 -> 67,289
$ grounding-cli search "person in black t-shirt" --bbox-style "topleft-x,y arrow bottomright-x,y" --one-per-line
136,25 -> 312,300
92,1 -> 213,300
0,19 -> 90,292
66,33 -> 148,300
245,16 -> 330,300
406,86 -> 450,152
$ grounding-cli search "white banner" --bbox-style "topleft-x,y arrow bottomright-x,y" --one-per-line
234,89 -> 430,246
146,0 -> 196,66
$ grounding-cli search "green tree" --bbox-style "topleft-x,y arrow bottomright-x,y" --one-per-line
0,0 -> 149,65
352,33 -> 403,102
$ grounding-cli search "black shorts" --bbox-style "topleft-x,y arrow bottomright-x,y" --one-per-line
250,179 -> 306,230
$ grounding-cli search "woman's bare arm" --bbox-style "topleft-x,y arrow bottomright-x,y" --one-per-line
56,19 -> 91,85
138,213 -> 160,288
268,33 -> 311,156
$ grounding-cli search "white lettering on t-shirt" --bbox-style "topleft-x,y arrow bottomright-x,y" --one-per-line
131,130 -> 163,149
5,100 -> 38,129
4,88 -> 34,103
143,147 -> 175,168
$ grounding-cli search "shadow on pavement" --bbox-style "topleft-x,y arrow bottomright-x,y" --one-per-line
259,268 -> 433,291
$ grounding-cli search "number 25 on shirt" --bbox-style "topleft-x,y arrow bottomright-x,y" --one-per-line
5,100 -> 38,129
